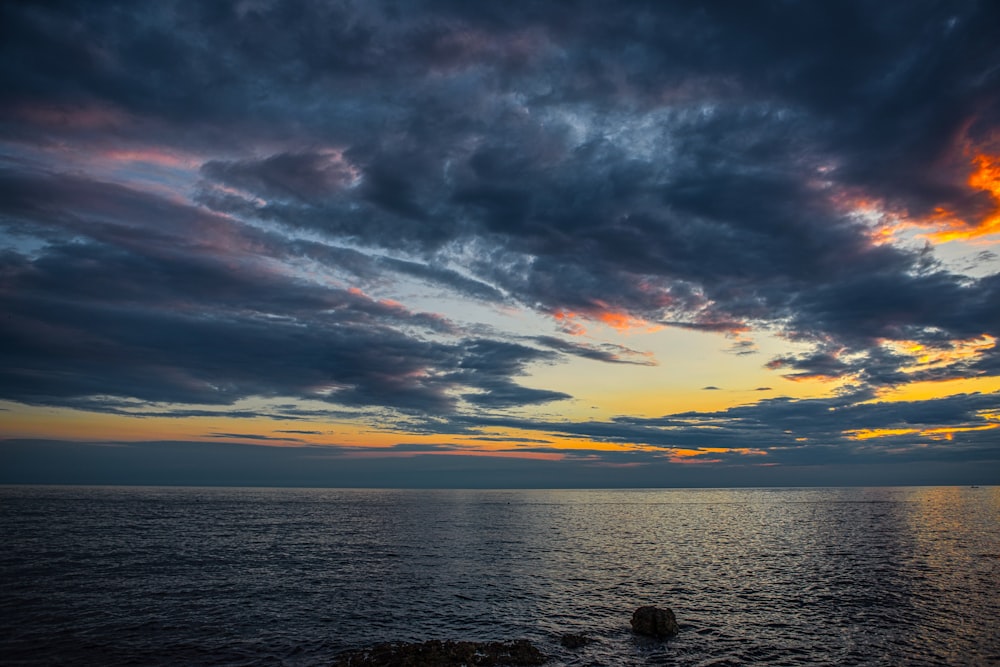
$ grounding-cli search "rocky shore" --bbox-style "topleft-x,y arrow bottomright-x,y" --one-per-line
332,606 -> 678,666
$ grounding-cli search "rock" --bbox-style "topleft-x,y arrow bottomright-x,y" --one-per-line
332,638 -> 547,666
559,633 -> 594,649
630,605 -> 679,639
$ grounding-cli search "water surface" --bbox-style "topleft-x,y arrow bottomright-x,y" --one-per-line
2,486 -> 998,665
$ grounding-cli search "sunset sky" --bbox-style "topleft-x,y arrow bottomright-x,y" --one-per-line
2,0 -> 999,486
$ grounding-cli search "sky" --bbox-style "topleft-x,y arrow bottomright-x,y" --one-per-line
1,0 -> 999,487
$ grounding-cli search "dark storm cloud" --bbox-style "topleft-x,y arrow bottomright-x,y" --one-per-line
164,0 -> 1000,388
0,252 -> 564,413
0,167 -> 572,413
1,0 -> 999,441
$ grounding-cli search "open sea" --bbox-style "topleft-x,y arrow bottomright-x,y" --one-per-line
1,485 -> 998,666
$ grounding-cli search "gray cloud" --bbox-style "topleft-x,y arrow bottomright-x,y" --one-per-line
0,171 -> 568,414
1,0 -> 999,482
424,390 -> 1000,466
531,336 -> 655,366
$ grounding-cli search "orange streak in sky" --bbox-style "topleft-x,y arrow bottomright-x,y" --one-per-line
596,310 -> 646,331
846,427 -> 921,440
877,335 -> 996,378
334,448 -> 565,461
845,423 -> 998,441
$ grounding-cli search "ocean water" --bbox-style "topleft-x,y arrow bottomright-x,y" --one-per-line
1,486 -> 998,666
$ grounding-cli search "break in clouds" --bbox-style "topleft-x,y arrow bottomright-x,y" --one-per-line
1,0 -> 999,468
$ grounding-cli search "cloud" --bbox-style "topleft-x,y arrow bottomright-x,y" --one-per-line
201,151 -> 360,203
1,0 -> 999,474
423,390 -> 1000,468
531,336 -> 656,366
207,432 -> 304,442
0,171 -> 570,414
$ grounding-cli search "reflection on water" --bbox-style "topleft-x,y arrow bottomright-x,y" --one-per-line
1,486 -> 998,665
900,486 -> 1000,664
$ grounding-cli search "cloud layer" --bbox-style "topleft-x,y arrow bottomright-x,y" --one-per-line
1,0 -> 999,478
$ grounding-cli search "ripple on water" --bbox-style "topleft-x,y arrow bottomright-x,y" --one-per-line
2,485 -> 999,666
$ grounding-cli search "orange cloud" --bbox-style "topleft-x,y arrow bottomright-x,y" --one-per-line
552,309 -> 587,335
845,423 -> 999,442
835,195 -> 909,245
888,335 -> 996,374
837,150 -> 1000,245
923,151 -> 1000,243
846,427 -> 921,440
335,447 -> 565,461
663,446 -> 767,464
551,302 -> 659,336
597,310 -> 644,331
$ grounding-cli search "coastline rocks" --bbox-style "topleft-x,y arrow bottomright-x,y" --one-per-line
333,607 -> 679,665
332,638 -> 547,666
630,605 -> 679,639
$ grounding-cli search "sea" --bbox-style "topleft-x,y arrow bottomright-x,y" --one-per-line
1,485 -> 998,666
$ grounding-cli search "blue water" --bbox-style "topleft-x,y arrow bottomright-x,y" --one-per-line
2,486 -> 998,666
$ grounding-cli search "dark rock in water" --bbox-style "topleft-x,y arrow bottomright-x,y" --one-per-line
332,638 -> 547,666
630,605 -> 679,639
559,633 -> 594,649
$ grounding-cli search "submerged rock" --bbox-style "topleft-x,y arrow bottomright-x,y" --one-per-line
630,605 -> 679,639
332,638 -> 547,666
559,633 -> 594,649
